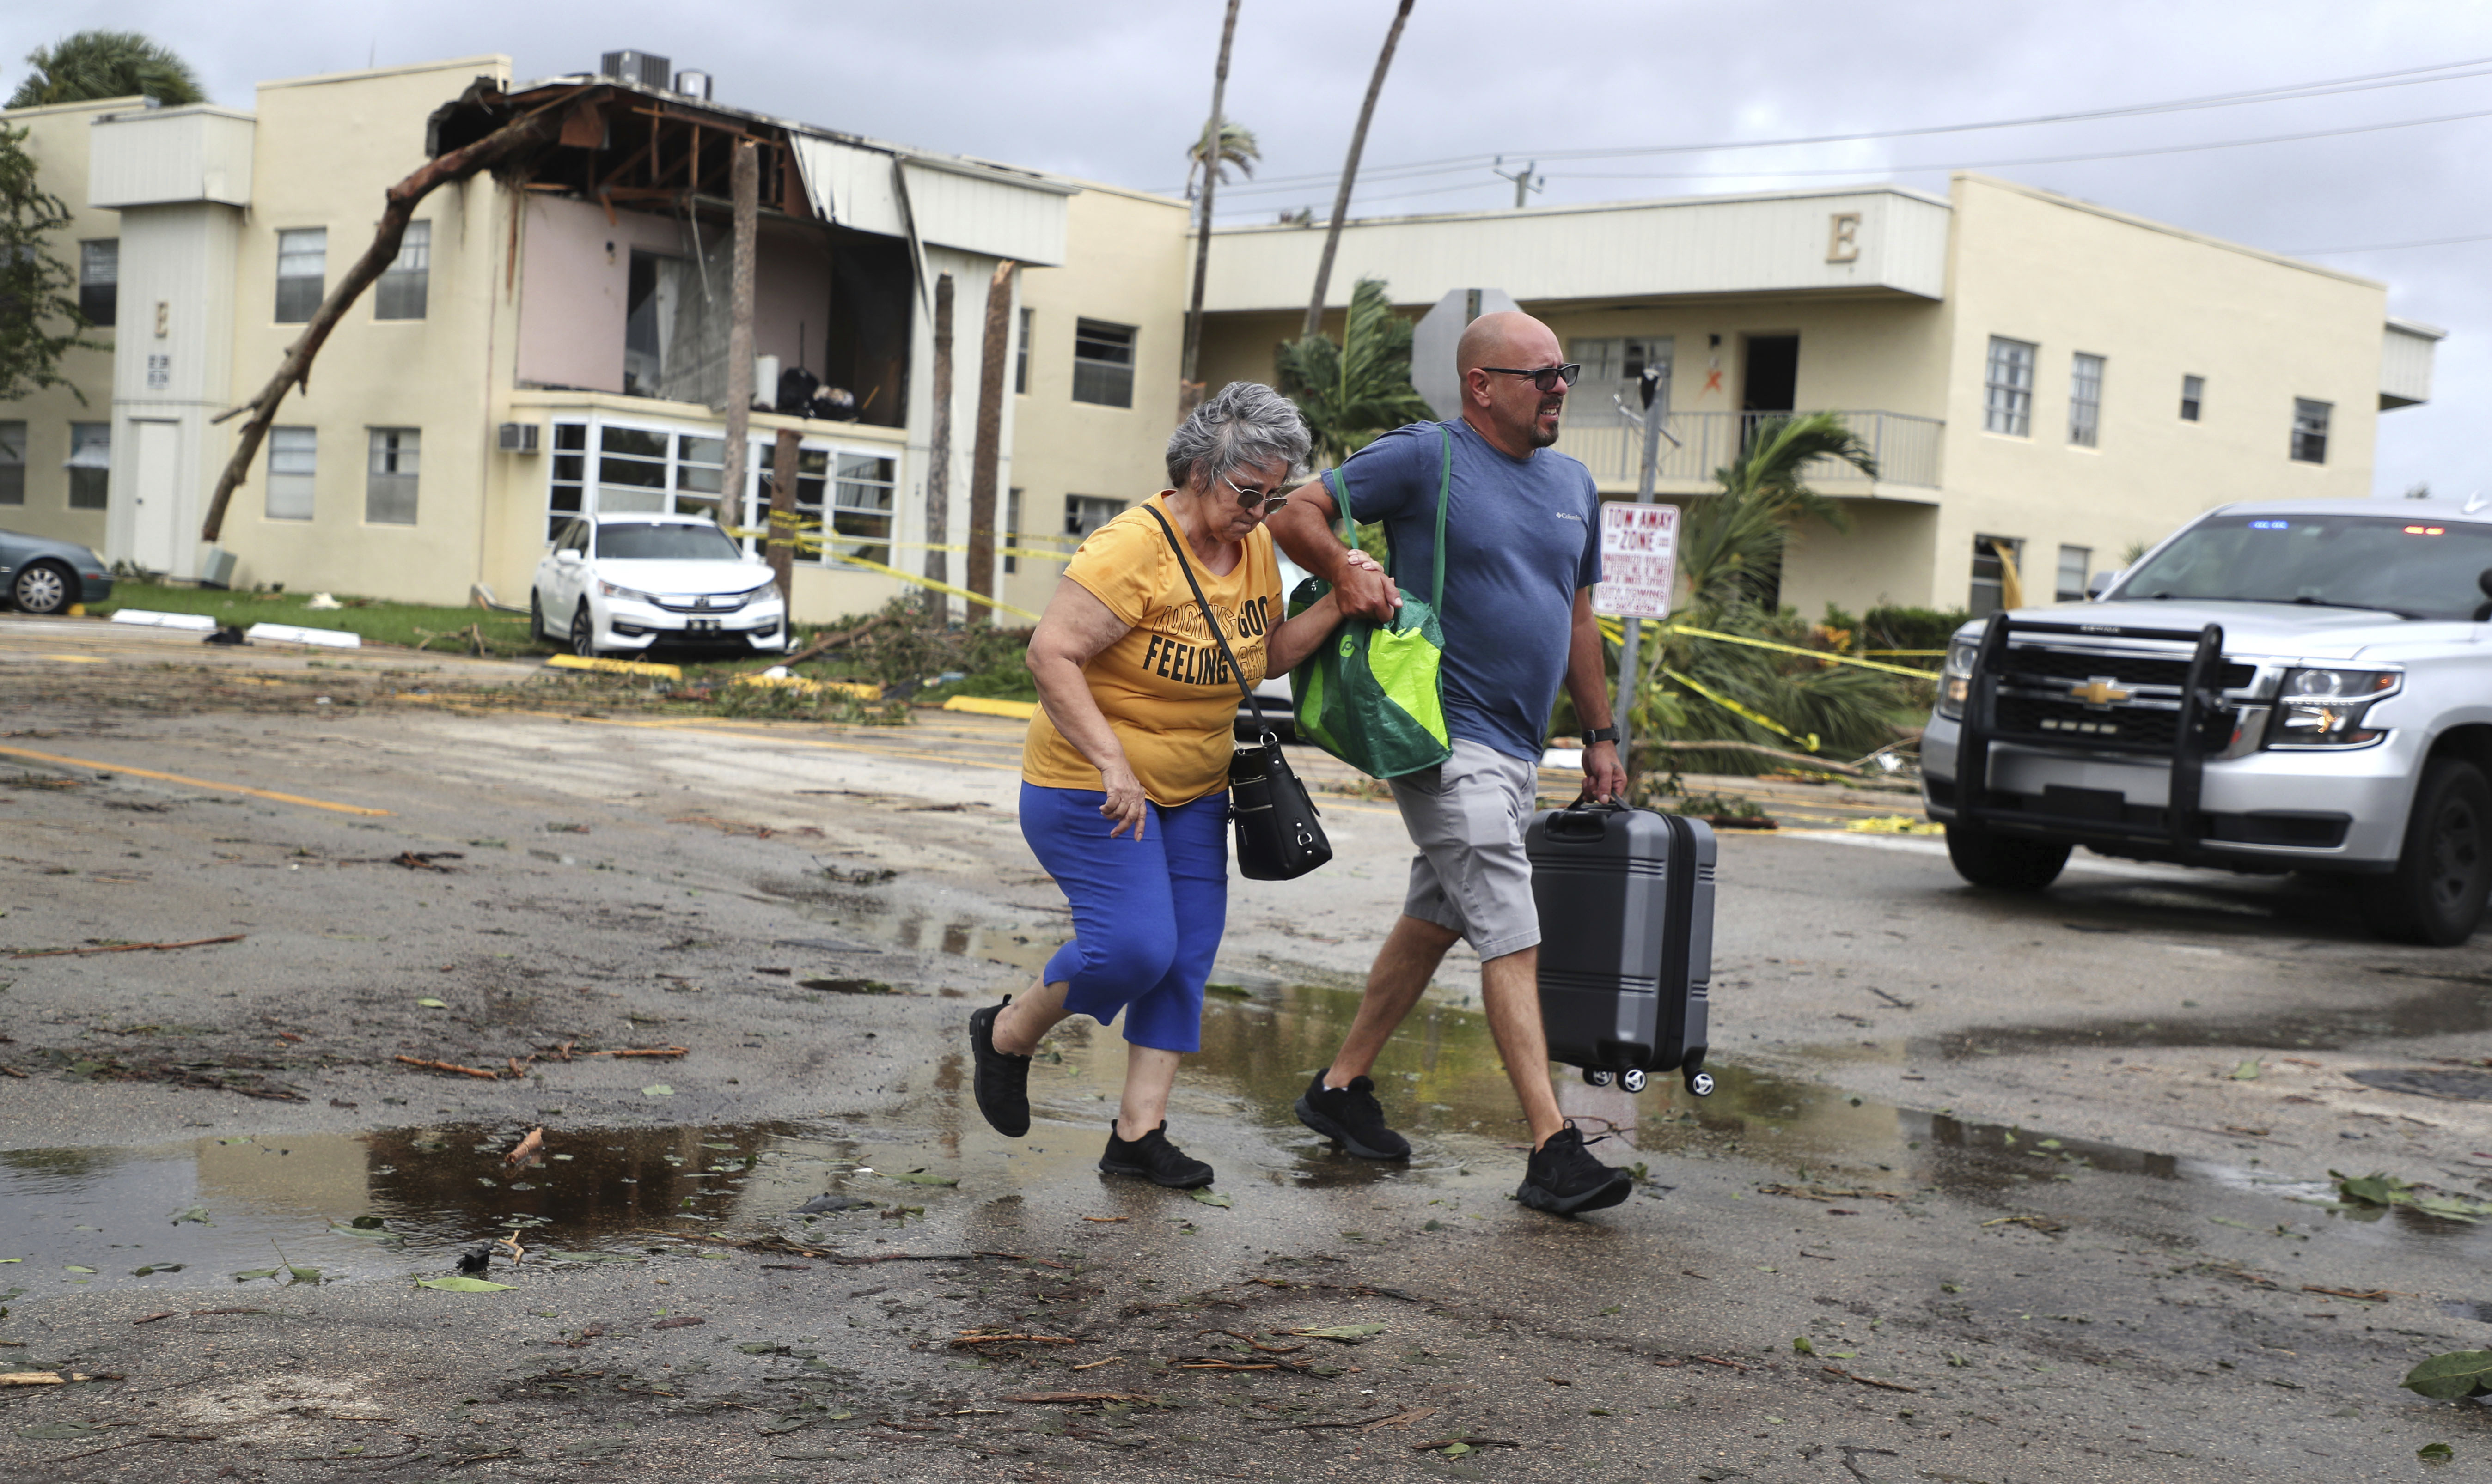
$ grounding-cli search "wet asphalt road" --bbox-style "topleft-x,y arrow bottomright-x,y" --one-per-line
5,619 -> 2492,1482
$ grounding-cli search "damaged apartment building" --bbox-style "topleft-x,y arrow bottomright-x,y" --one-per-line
0,52 -> 1187,620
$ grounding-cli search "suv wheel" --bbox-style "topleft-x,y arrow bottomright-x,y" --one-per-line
569,605 -> 600,659
1945,822 -> 2071,891
11,561 -> 73,615
2360,758 -> 2491,946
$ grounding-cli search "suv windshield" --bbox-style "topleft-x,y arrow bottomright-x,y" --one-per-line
2116,513 -> 2492,621
596,523 -> 742,562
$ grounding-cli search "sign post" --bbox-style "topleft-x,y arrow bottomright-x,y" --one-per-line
1597,365 -> 1673,768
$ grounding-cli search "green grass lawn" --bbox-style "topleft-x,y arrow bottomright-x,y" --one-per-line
96,582 -> 555,658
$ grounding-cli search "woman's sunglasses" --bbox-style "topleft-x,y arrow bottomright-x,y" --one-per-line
1219,472 -> 1289,513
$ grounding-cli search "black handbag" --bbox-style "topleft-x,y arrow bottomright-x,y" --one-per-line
1143,505 -> 1333,881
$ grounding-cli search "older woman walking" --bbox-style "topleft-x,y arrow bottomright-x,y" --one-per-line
966,382 -> 1374,1188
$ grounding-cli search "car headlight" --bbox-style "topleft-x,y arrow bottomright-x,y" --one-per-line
2266,667 -> 2398,748
1936,636 -> 1980,719
597,580 -> 655,604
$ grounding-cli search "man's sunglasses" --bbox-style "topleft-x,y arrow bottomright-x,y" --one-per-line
1219,472 -> 1289,513
1483,363 -> 1582,392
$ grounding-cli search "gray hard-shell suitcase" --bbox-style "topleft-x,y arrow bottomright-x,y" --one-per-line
1526,801 -> 1716,1097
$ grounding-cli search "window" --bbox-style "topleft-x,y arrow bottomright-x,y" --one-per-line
79,240 -> 116,328
366,427 -> 419,525
2290,398 -> 2331,464
374,220 -> 428,320
276,229 -> 326,323
1003,487 -> 1022,574
2055,544 -> 2092,603
67,423 -> 110,510
2067,353 -> 2103,447
0,421 -> 23,506
1984,336 -> 2035,437
593,424 -> 726,520
266,427 -> 316,521
1014,308 -> 1032,395
1969,533 -> 2023,617
784,450 -> 896,564
1071,319 -> 1136,407
1065,494 -> 1122,541
1565,336 -> 1674,424
2180,374 -> 2204,422
546,421 -> 588,542
623,251 -> 725,403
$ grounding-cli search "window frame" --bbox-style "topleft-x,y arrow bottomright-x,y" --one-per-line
275,228 -> 327,324
67,422 -> 110,511
1002,487 -> 1022,574
2067,352 -> 2104,448
0,420 -> 24,507
78,239 -> 117,328
1983,336 -> 2036,438
546,410 -> 904,564
2055,544 -> 2092,604
373,220 -> 429,321
1014,308 -> 1032,395
1564,336 -> 1675,426
365,426 -> 421,526
266,426 -> 317,521
1969,532 -> 2024,617
2179,374 -> 2204,423
2290,398 -> 2331,465
1064,494 -> 1123,541
1070,318 -> 1137,408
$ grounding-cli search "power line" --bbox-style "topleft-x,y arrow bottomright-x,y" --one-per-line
2286,231 -> 2492,255
1190,53 -> 2492,199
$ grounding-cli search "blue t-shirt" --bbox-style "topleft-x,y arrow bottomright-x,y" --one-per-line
1331,420 -> 1601,762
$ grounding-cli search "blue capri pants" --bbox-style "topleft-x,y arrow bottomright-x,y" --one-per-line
1018,782 -> 1228,1054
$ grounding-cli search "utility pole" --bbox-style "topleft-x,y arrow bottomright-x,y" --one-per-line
1491,156 -> 1542,210
1612,363 -> 1668,768
924,272 -> 953,620
721,140 -> 758,534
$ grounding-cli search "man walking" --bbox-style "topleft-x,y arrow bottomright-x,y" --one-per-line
1267,310 -> 1633,1216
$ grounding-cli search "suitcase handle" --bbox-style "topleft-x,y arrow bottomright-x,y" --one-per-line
1545,795 -> 1630,840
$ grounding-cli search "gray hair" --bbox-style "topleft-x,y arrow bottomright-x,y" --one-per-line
1164,381 -> 1311,490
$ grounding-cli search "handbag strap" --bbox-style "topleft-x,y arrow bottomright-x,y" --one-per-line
1141,501 -> 1267,730
1319,422 -> 1452,612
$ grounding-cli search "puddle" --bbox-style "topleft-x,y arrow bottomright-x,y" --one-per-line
2343,1067 -> 2492,1101
1935,970 -> 2492,1058
14,979 -> 2489,1295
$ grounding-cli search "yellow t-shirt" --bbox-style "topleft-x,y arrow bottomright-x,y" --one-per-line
1021,494 -> 1282,806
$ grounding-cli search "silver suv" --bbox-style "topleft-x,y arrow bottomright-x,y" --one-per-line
1922,498 -> 2492,945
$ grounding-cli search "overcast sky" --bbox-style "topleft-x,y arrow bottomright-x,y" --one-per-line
12,0 -> 2486,498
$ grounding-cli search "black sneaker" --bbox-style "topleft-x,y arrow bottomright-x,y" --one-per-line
1098,1121 -> 1215,1189
1516,1121 -> 1632,1216
967,999 -> 1031,1138
1295,1070 -> 1411,1160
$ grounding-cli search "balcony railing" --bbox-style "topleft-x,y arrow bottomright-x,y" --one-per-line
1554,409 -> 1943,493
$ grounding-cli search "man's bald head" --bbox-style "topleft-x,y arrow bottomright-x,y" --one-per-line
1454,310 -> 1553,377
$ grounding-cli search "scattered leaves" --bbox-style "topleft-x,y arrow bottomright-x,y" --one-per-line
1190,1190 -> 1233,1209
416,1276 -> 513,1292
2404,1352 -> 2492,1401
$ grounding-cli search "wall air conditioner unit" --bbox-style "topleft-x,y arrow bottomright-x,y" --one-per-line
497,422 -> 541,454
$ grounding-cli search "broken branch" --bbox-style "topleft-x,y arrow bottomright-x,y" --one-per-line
393,1055 -> 501,1080
11,934 -> 245,960
504,1127 -> 544,1165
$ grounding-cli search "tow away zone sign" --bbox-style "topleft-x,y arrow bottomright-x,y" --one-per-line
1594,503 -> 1678,620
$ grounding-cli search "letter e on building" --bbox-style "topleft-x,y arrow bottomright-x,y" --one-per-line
1826,212 -> 1861,264
1594,503 -> 1679,620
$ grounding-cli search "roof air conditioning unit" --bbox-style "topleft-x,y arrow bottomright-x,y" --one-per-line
673,69 -> 712,101
599,50 -> 671,89
497,422 -> 541,455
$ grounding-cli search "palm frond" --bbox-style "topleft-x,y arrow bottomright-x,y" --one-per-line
1274,277 -> 1433,466
10,30 -> 204,109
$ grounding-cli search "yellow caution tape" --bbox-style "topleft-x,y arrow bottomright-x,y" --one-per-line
545,653 -> 682,680
733,673 -> 884,699
1847,815 -> 1946,835
806,550 -> 1043,622
944,695 -> 1038,720
1599,617 -> 1936,680
1661,667 -> 1821,754
726,517 -> 1073,565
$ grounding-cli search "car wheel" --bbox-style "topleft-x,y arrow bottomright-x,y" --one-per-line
11,560 -> 73,616
1944,821 -> 2071,891
529,590 -> 546,643
2360,758 -> 2492,946
569,604 -> 600,659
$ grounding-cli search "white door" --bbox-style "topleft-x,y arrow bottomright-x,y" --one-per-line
130,420 -> 181,573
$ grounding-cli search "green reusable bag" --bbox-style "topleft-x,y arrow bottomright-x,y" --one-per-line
1285,425 -> 1454,780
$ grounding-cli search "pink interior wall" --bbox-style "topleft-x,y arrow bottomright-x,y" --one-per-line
517,195 -> 837,396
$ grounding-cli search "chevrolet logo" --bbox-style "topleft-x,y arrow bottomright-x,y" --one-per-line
2069,676 -> 2131,707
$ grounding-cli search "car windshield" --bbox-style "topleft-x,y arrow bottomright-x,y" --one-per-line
2116,513 -> 2492,621
596,523 -> 742,562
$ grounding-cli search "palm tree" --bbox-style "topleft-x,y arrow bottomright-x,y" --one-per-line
9,31 -> 204,109
1273,277 -> 1432,468
1303,0 -> 1415,339
1179,0 -> 1246,406
1676,413 -> 1873,612
1186,120 -> 1260,200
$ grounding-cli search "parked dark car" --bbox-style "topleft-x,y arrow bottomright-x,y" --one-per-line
0,529 -> 113,614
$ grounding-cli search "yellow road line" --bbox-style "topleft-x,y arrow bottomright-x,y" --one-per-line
0,744 -> 394,816
41,654 -> 106,664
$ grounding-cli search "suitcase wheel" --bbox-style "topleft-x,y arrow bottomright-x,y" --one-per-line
1580,1067 -> 1614,1088
1619,1068 -> 1648,1094
1686,1070 -> 1716,1097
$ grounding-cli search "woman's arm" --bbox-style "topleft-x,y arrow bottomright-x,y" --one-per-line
1262,549 -> 1382,674
1025,578 -> 1150,840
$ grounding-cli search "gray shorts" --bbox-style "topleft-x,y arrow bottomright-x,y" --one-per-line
1389,739 -> 1541,961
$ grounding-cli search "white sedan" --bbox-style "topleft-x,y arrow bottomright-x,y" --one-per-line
531,515 -> 789,658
